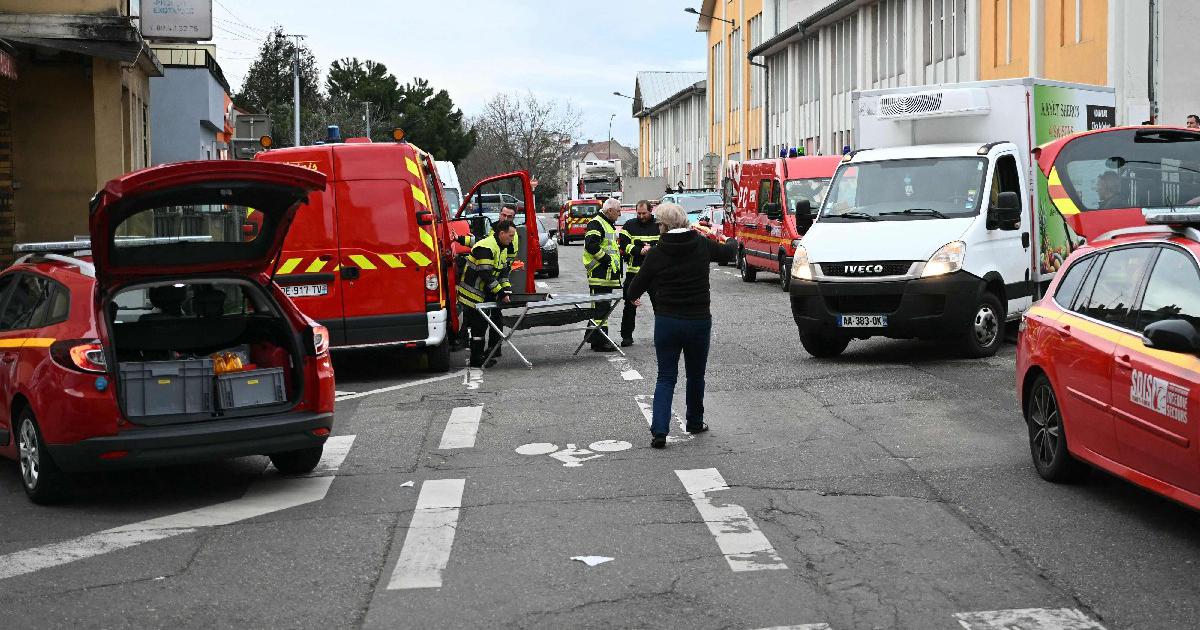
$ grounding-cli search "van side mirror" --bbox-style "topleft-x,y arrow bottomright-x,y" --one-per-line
1143,319 -> 1200,354
794,200 -> 815,232
763,202 -> 782,221
988,191 -> 1022,230
416,209 -> 434,226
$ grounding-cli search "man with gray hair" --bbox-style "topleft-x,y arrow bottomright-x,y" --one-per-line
581,197 -> 624,351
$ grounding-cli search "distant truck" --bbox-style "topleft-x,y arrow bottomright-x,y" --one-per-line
622,176 -> 667,204
570,158 -> 622,201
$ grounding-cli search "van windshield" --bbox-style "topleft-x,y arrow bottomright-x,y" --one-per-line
1055,128 -> 1200,211
785,178 -> 831,212
820,157 -> 988,221
570,204 -> 600,218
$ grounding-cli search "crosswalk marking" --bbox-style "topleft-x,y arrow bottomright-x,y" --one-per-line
954,608 -> 1106,630
335,371 -> 464,402
438,406 -> 484,450
607,355 -> 642,380
0,435 -> 356,582
387,478 -> 466,590
750,625 -> 832,630
675,468 -> 787,572
635,395 -> 693,442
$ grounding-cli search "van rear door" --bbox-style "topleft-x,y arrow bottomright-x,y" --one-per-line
456,172 -> 537,293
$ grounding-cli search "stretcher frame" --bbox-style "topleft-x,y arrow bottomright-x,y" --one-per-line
465,293 -> 625,369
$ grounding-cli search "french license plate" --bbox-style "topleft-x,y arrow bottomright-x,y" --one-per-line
838,314 -> 888,328
282,284 -> 328,298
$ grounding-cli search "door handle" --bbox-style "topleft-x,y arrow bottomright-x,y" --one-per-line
1021,232 -> 1031,248
2,354 -> 15,364
1115,353 -> 1133,370
340,266 -> 361,281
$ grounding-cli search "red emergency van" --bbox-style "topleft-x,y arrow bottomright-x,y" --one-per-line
255,139 -> 536,371
732,156 -> 841,290
558,199 -> 602,245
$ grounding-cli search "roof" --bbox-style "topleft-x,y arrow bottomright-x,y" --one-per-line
569,140 -> 634,162
848,143 -> 998,163
633,71 -> 706,116
748,0 -> 859,58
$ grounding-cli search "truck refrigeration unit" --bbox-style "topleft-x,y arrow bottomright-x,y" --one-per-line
570,159 -> 623,201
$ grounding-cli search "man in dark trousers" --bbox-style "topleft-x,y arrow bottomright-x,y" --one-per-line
457,221 -> 517,367
582,198 -> 623,352
617,200 -> 659,347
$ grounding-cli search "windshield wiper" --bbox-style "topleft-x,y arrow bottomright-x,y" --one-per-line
831,211 -> 878,222
879,208 -> 949,219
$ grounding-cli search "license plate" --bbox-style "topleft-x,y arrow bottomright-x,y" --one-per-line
838,314 -> 888,328
282,284 -> 328,298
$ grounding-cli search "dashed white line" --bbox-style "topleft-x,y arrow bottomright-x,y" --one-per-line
0,435 -> 356,581
954,608 -> 1106,630
536,281 -> 549,289
464,367 -> 483,390
675,468 -> 787,572
750,625 -> 833,630
438,406 -> 484,450
607,355 -> 642,380
635,395 -> 693,442
336,371 -> 464,401
387,478 -> 467,590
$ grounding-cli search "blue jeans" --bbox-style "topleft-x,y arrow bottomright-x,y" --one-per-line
652,315 -> 712,436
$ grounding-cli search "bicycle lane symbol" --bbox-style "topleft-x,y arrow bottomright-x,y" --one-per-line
514,440 -> 633,467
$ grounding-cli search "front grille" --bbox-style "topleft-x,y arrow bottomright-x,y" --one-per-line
824,294 -> 903,314
820,261 -> 913,277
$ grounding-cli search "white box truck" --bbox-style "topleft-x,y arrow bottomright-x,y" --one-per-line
570,159 -> 623,201
788,78 -> 1116,358
435,161 -> 463,212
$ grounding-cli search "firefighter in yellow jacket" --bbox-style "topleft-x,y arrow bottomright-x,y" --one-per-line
457,220 -> 517,367
582,198 -> 623,352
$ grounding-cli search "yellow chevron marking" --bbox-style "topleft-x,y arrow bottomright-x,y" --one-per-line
406,157 -> 421,178
277,258 -> 302,274
379,254 -> 407,268
22,338 -> 56,348
332,264 -> 340,272
1048,167 -> 1062,187
418,227 -> 436,252
412,184 -> 429,209
408,251 -> 433,267
349,254 -> 377,270
305,259 -> 328,273
1053,196 -> 1081,215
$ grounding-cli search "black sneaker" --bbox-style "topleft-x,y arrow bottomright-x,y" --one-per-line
620,338 -> 634,347
651,434 -> 667,449
685,423 -> 709,434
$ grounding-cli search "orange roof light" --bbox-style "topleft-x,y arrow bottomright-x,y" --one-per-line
260,135 -> 273,149
392,128 -> 406,142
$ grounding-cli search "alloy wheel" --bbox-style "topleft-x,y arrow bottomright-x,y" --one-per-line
18,418 -> 39,490
1029,383 -> 1061,468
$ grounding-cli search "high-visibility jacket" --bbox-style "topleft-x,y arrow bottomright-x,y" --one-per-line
457,234 -> 511,306
582,214 -> 621,288
617,217 -> 660,276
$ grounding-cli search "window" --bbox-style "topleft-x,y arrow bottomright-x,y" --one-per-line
422,166 -> 445,221
1053,254 -> 1095,308
1076,247 -> 1155,329
831,16 -> 858,94
1135,247 -> 1200,331
1056,129 -> 1200,211
989,154 -> 1022,207
926,0 -> 967,65
730,28 -> 742,112
756,179 -> 773,213
712,42 -> 725,123
873,0 -> 906,82
749,16 -> 763,106
0,274 -> 53,331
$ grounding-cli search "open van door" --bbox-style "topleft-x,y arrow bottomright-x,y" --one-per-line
452,171 -> 539,293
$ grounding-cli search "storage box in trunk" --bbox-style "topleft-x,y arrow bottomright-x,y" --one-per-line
217,367 -> 287,409
119,359 -> 215,418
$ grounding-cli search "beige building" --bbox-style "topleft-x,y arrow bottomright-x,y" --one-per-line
632,71 -> 709,187
0,1 -> 161,262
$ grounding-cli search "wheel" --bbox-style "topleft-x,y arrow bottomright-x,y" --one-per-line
958,292 -> 1004,358
739,250 -> 757,283
778,252 -> 791,292
555,230 -> 563,245
16,408 -> 68,504
547,267 -> 560,278
426,341 -> 451,373
1025,374 -> 1086,482
269,444 -> 325,475
799,332 -> 850,358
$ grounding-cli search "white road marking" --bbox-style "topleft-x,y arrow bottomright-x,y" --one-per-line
438,406 -> 484,450
607,355 -> 642,380
954,608 -> 1106,630
464,367 -> 483,390
387,478 -> 466,590
536,281 -> 549,289
513,440 -> 631,466
334,390 -> 356,397
336,371 -> 464,401
0,435 -> 356,581
570,555 -> 613,566
750,626 -> 833,630
635,395 -> 693,443
675,468 -> 788,572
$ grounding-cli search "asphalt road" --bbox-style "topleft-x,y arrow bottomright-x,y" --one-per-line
2,240 -> 1199,629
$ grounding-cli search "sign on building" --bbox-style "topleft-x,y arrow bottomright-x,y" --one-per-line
140,0 -> 214,41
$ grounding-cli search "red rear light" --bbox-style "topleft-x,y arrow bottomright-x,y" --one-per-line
50,339 -> 107,374
311,427 -> 330,437
311,325 -> 330,356
99,450 -> 129,460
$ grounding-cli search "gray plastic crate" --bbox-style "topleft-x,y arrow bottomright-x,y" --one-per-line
119,359 -> 215,417
217,367 -> 287,410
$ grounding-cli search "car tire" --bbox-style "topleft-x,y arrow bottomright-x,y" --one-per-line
426,341 -> 452,373
1025,373 -> 1087,482
778,252 -> 791,292
547,267 -> 560,278
959,292 -> 1004,358
799,332 -> 850,358
269,445 -> 325,475
16,408 -> 68,504
740,250 -> 757,283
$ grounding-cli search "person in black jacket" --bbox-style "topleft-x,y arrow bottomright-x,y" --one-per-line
626,203 -> 737,448
616,200 -> 659,347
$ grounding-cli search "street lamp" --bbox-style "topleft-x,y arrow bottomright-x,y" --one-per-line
684,7 -> 735,27
613,91 -> 634,99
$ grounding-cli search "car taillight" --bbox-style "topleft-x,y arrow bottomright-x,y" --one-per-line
50,339 -> 107,374
311,325 -> 330,356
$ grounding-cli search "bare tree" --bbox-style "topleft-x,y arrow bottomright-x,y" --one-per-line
459,92 -> 582,210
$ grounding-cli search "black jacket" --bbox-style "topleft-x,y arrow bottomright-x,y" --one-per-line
626,230 -> 737,319
617,216 -> 660,275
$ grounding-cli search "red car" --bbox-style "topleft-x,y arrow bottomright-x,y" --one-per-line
1018,211 -> 1200,510
0,160 -> 336,503
557,199 -> 601,245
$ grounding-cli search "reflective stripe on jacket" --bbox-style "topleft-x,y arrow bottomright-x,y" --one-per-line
582,214 -> 621,288
457,234 -> 511,306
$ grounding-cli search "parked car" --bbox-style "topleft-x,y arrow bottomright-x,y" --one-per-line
558,200 -> 602,245
535,217 -> 559,278
0,160 -> 336,504
659,191 -> 722,225
1017,210 -> 1200,510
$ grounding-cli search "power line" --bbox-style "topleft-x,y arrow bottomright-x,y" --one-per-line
213,17 -> 263,41
213,0 -> 268,34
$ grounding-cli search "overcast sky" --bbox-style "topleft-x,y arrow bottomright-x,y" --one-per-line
209,0 -> 708,147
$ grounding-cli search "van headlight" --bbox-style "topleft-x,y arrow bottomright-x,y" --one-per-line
921,240 -> 966,277
791,245 -> 813,281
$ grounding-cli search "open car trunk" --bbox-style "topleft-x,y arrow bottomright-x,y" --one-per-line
107,278 -> 305,426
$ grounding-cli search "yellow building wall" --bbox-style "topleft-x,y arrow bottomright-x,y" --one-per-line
980,0 -> 1032,79
705,0 -> 763,161
1042,0 -> 1108,85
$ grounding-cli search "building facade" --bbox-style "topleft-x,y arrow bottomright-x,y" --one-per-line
0,1 -> 161,262
697,0 -> 767,163
150,44 -> 234,164
632,72 -> 709,188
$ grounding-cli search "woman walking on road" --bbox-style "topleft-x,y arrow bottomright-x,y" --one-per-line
625,203 -> 737,448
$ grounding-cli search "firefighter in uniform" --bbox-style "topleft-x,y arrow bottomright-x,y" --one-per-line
457,220 -> 517,367
616,199 -> 659,347
582,198 -> 623,352
455,204 -> 519,355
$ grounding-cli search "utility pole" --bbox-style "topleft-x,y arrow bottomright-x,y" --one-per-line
1148,0 -> 1161,124
287,34 -> 306,146
362,101 -> 372,139
608,113 -> 615,159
